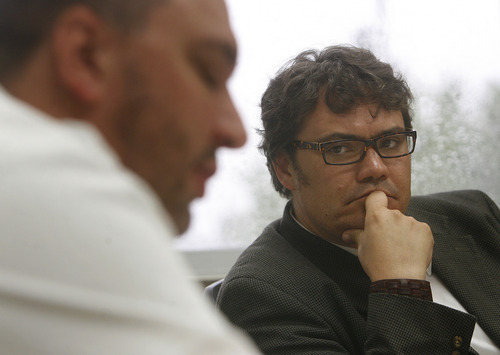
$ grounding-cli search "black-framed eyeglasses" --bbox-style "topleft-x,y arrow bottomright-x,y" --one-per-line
290,130 -> 417,165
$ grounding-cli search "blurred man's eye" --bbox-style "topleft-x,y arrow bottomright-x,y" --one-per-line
191,44 -> 236,91
199,65 -> 220,89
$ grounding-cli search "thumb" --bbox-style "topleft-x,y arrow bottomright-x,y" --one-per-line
342,229 -> 363,247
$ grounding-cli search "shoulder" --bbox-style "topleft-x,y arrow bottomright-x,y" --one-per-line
0,115 -> 174,239
0,109 -> 180,300
408,189 -> 498,215
407,190 -> 500,238
225,221 -> 311,283
410,189 -> 494,205
219,220 -> 344,314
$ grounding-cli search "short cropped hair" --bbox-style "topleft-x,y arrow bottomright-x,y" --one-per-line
0,0 -> 166,80
259,45 -> 414,199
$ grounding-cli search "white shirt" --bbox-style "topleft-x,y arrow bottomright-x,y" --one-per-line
0,86 -> 260,354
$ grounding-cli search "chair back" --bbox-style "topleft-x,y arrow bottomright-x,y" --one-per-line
204,279 -> 224,303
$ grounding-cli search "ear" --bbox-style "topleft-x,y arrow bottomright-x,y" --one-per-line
51,6 -> 114,104
272,150 -> 297,192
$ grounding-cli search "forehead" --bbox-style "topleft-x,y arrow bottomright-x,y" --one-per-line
299,99 -> 406,141
143,0 -> 236,54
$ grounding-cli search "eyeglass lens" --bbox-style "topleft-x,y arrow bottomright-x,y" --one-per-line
323,133 -> 414,165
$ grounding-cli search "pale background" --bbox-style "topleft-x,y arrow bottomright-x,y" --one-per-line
177,0 -> 500,250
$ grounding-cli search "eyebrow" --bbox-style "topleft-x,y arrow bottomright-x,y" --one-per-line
315,126 -> 408,142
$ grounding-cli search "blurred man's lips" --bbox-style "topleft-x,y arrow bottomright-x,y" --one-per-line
193,162 -> 216,197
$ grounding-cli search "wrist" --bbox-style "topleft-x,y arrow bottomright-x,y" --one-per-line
369,279 -> 433,301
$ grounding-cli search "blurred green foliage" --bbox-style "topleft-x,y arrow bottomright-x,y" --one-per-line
222,81 -> 500,246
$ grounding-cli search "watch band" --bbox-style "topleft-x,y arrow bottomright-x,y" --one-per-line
369,279 -> 433,301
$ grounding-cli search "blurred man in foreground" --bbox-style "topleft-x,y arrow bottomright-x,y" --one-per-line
0,0 -> 259,353
216,45 -> 500,354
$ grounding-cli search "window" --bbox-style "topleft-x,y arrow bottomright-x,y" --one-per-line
177,0 -> 500,261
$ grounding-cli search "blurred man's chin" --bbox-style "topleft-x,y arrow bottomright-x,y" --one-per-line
166,205 -> 191,236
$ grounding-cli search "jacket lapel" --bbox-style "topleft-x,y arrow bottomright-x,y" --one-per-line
408,206 -> 500,348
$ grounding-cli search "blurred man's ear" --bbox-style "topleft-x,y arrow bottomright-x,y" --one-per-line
51,5 -> 115,104
272,150 -> 297,192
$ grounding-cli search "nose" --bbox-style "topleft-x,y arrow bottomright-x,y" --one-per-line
214,91 -> 247,148
356,147 -> 389,183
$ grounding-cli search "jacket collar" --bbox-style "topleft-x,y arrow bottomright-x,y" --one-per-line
279,201 -> 371,315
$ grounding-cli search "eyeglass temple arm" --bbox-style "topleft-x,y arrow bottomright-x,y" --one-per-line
291,141 -> 321,151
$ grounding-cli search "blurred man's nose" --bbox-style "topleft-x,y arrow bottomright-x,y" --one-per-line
215,93 -> 247,148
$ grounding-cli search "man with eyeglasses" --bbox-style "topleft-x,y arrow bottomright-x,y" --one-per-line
215,45 -> 500,354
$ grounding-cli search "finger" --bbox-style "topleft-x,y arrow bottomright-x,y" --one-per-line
365,190 -> 388,213
342,229 -> 363,247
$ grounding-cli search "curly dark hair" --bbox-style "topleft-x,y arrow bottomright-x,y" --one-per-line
0,0 -> 166,81
258,45 -> 414,199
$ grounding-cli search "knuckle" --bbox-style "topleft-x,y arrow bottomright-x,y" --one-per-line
418,221 -> 432,234
368,209 -> 385,222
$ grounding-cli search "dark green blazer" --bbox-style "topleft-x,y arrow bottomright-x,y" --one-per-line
217,190 -> 500,354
